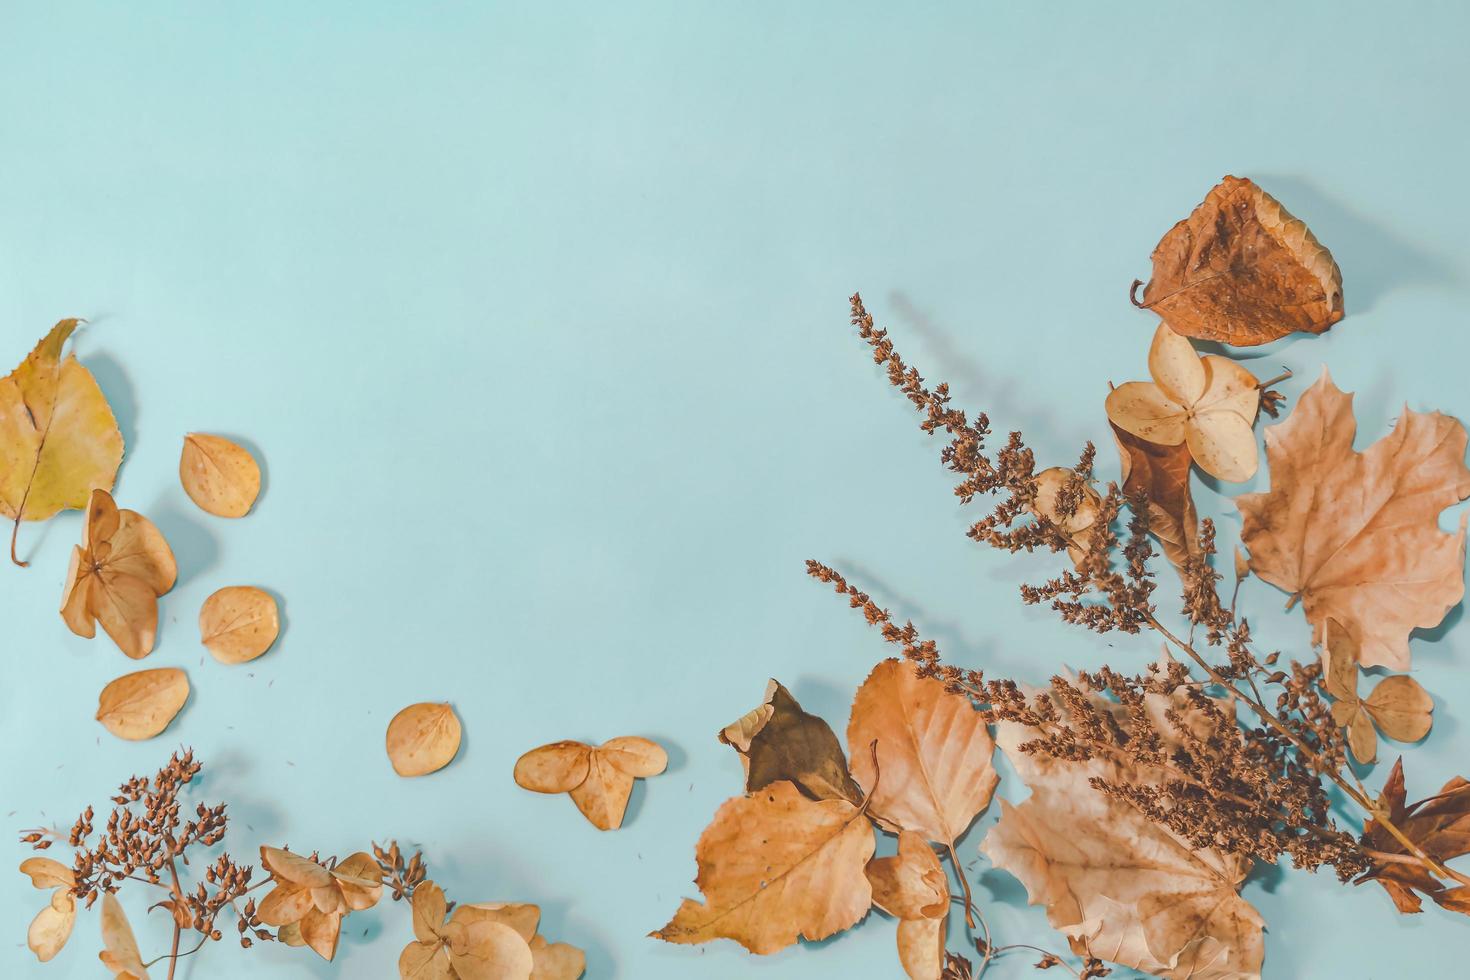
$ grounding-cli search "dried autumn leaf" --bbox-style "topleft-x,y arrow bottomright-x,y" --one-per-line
27,888 -> 76,962
653,780 -> 875,953
1359,758 -> 1470,914
513,736 -> 666,830
867,831 -> 949,980
199,585 -> 280,663
0,319 -> 124,566
258,847 -> 383,960
96,668 -> 189,740
719,678 -> 863,804
60,489 -> 177,659
1028,466 -> 1101,566
387,702 -> 463,777
1238,371 -> 1470,669
1112,422 -> 1199,572
847,659 -> 998,845
179,432 -> 261,518
896,918 -> 946,980
1136,175 -> 1344,346
100,893 -> 150,979
528,935 -> 585,980
982,692 -> 1264,979
1324,621 -> 1433,765
1106,324 -> 1261,482
399,881 -> 535,980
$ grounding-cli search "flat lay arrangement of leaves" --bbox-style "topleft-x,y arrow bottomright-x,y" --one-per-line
653,176 -> 1470,978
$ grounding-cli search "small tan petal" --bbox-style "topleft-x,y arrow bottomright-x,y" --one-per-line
260,847 -> 335,888
569,754 -> 637,831
399,940 -> 454,980
107,509 -> 177,596
412,881 -> 448,944
59,546 -> 96,638
1147,323 -> 1207,405
386,703 -> 463,777
331,852 -> 384,911
459,904 -> 541,944
298,906 -> 344,961
1105,382 -> 1188,446
277,921 -> 305,946
896,915 -> 946,980
20,858 -> 74,890
598,736 -> 668,778
1364,675 -> 1434,744
529,934 -> 586,980
257,884 -> 315,927
1233,545 -> 1250,582
1185,410 -> 1259,482
28,889 -> 75,962
442,916 -> 534,980
513,742 -> 593,794
199,586 -> 279,664
96,668 -> 189,740
1197,355 -> 1261,421
1347,707 -> 1378,765
92,569 -> 162,660
99,893 -> 150,979
180,433 -> 261,518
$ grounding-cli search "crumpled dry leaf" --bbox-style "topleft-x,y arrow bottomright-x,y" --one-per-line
1137,175 -> 1344,346
199,585 -> 280,664
982,692 -> 1264,980
1359,758 -> 1470,914
866,831 -> 949,980
653,780 -> 874,954
1029,466 -> 1102,566
1324,620 -> 1434,765
257,847 -> 383,960
1106,324 -> 1261,482
1112,422 -> 1199,572
0,319 -> 123,566
21,857 -> 76,963
1238,371 -> 1470,669
387,702 -> 463,777
96,667 -> 189,740
180,432 -> 261,518
398,881 -> 535,980
513,736 -> 666,830
719,678 -> 863,804
848,659 -> 998,846
100,892 -> 151,979
60,489 -> 177,659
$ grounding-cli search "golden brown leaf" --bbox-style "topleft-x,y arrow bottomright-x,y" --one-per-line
1137,175 -> 1344,346
719,679 -> 863,804
387,702 -> 463,777
198,585 -> 280,664
1360,758 -> 1470,914
513,736 -> 666,830
1112,422 -> 1199,572
847,659 -> 998,845
1238,372 -> 1470,669
1105,324 -> 1260,482
0,319 -> 123,566
1324,621 -> 1433,765
179,432 -> 261,518
982,694 -> 1264,979
653,780 -> 875,953
99,893 -> 150,979
60,489 -> 177,659
95,668 -> 189,740
27,888 -> 75,962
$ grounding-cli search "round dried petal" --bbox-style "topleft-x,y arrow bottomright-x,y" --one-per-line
1147,323 -> 1206,405
199,586 -> 280,664
512,742 -> 592,794
598,736 -> 668,778
441,916 -> 533,980
99,893 -> 149,979
1364,675 -> 1434,744
1197,355 -> 1261,421
458,903 -> 540,943
180,433 -> 261,518
28,889 -> 75,962
1185,410 -> 1259,482
20,858 -> 74,890
386,703 -> 463,777
1105,381 -> 1187,446
95,668 -> 189,740
529,935 -> 586,980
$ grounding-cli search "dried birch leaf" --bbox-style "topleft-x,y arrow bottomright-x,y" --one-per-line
718,678 -> 863,804
199,585 -> 280,663
1105,324 -> 1261,482
1029,466 -> 1102,566
513,736 -> 666,830
982,694 -> 1264,979
179,432 -> 261,518
528,935 -> 586,980
1137,175 -> 1344,345
1360,758 -> 1470,914
60,489 -> 177,659
847,659 -> 998,845
1112,422 -> 1199,572
99,893 -> 150,979
387,703 -> 463,777
653,780 -> 874,953
27,888 -> 75,962
96,668 -> 189,740
0,319 -> 123,566
1238,371 -> 1470,669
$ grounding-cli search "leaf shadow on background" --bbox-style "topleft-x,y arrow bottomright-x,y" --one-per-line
80,348 -> 137,458
834,560 -> 1003,672
146,497 -> 221,591
1254,174 -> 1459,316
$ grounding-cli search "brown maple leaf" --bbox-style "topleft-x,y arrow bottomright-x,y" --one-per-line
1134,175 -> 1343,346
1358,758 -> 1470,915
1237,371 -> 1470,669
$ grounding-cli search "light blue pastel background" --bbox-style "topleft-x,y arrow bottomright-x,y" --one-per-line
3,3 -> 1468,978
